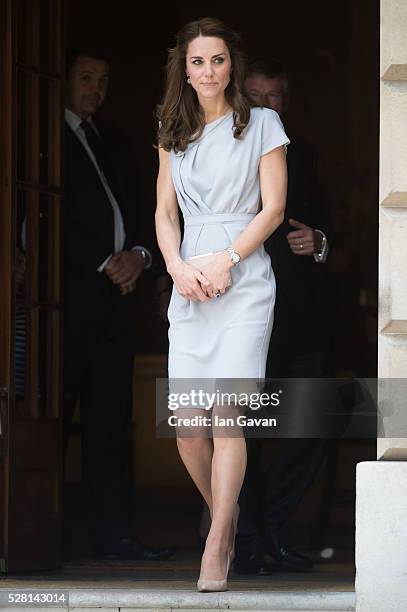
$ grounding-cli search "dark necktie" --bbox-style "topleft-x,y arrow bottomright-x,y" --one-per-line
80,120 -> 124,252
80,120 -> 119,198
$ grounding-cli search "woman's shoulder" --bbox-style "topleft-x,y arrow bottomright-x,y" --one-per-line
249,106 -> 281,125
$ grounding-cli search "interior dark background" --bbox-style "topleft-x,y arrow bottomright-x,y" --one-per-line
66,0 -> 379,378
63,1 -> 379,553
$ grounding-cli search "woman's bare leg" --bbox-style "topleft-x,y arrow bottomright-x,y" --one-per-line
198,404 -> 246,581
175,409 -> 214,514
176,436 -> 214,514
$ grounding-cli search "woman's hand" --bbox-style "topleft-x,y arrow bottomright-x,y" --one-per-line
169,260 -> 212,302
196,251 -> 233,298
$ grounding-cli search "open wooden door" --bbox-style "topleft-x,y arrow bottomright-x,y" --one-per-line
0,0 -> 65,572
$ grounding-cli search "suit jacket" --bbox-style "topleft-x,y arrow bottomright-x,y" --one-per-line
265,137 -> 329,352
64,118 -> 154,323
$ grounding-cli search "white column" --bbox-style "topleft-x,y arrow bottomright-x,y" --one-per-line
356,1 -> 407,610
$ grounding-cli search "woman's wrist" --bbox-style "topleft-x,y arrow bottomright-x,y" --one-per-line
167,257 -> 184,276
220,250 -> 234,269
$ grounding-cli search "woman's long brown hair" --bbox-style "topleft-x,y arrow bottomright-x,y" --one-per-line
156,17 -> 251,153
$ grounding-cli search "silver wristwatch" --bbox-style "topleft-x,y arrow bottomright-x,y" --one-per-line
132,246 -> 152,269
226,246 -> 241,265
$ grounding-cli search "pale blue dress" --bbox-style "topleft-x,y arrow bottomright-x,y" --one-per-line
168,107 -> 290,387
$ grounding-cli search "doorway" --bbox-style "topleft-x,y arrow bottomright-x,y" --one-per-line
1,0 -> 379,582
64,0 -> 379,557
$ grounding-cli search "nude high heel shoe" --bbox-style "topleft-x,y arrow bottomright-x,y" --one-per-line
197,552 -> 230,592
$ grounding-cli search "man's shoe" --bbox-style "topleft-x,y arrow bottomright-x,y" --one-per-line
264,532 -> 313,572
95,537 -> 175,560
234,552 -> 273,575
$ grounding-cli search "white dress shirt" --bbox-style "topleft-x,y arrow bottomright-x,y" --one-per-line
64,108 -> 151,271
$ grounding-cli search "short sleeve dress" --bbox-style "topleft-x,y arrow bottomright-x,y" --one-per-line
168,107 -> 290,385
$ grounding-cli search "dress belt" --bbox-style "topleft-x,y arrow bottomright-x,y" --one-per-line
184,213 -> 256,226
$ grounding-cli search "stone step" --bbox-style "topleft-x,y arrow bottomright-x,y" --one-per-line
0,588 -> 356,611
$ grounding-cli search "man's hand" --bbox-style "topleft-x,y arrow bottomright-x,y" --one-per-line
105,250 -> 145,295
286,218 -> 322,256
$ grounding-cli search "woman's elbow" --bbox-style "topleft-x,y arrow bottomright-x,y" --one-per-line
154,209 -> 161,228
264,204 -> 284,229
155,206 -> 178,229
155,206 -> 168,224
275,208 -> 285,228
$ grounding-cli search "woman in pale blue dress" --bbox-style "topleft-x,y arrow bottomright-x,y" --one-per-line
155,17 -> 289,591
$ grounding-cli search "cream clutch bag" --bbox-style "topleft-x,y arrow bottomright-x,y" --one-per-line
184,251 -> 232,287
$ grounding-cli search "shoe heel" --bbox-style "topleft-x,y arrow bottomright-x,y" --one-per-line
197,553 -> 230,592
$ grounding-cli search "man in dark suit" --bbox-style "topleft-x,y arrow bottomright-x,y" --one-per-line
235,60 -> 331,574
63,47 -> 172,560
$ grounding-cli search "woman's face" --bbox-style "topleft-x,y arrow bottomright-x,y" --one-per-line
185,36 -> 232,101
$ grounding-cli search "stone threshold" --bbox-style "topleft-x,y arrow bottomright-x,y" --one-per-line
0,587 -> 356,611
